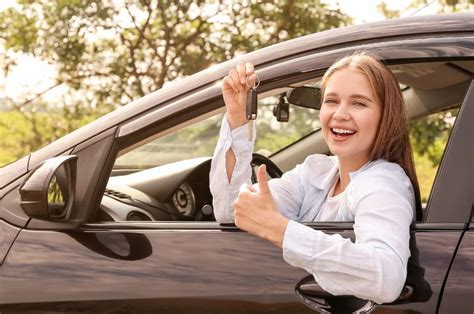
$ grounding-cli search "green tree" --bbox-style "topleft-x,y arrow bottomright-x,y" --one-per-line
0,0 -> 350,166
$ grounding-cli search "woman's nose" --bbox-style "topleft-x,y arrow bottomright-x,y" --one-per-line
332,104 -> 350,121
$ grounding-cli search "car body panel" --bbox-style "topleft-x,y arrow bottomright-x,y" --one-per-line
0,220 -> 20,265
437,229 -> 474,313
0,155 -> 29,189
0,226 -> 311,312
0,223 -> 462,313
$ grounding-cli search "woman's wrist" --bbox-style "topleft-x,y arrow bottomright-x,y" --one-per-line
226,113 -> 247,130
261,214 -> 289,248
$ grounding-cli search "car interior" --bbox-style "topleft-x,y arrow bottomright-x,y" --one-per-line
94,59 -> 473,224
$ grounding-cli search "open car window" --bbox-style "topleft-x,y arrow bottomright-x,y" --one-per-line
113,95 -> 320,173
100,88 -> 321,222
96,60 -> 473,223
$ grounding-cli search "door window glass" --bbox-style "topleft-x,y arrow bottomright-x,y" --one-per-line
114,99 -> 319,172
97,60 -> 473,223
409,108 -> 459,206
100,91 -> 320,222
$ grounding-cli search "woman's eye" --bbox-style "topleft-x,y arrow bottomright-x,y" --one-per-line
323,98 -> 337,104
353,101 -> 367,107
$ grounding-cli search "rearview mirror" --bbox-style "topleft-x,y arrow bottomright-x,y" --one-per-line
20,155 -> 77,221
286,86 -> 321,110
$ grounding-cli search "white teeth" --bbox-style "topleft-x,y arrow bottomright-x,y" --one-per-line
332,128 -> 355,134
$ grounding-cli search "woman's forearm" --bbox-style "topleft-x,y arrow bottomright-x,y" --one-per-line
226,147 -> 236,183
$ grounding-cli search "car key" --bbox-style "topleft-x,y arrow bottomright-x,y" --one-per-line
246,86 -> 257,141
246,74 -> 260,141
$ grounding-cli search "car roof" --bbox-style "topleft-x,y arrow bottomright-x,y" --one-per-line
3,12 -> 474,177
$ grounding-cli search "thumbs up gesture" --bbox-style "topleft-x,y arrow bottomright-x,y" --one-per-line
233,165 -> 289,247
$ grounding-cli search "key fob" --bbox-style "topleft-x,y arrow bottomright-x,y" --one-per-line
246,87 -> 258,120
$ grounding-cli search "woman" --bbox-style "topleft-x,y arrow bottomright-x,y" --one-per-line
209,53 -> 420,304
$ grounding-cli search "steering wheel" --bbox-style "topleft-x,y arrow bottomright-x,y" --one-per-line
251,153 -> 283,183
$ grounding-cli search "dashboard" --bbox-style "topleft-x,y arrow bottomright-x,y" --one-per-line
98,157 -> 214,222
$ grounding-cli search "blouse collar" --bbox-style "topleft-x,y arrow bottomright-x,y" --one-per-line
309,155 -> 378,192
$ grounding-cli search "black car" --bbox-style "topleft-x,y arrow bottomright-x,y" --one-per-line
0,12 -> 473,313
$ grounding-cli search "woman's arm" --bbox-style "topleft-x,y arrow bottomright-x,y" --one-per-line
210,116 -> 255,223
283,171 -> 414,304
210,62 -> 256,223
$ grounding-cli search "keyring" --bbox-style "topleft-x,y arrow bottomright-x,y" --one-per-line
245,73 -> 260,89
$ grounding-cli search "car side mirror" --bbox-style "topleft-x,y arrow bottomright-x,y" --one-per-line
20,155 -> 77,222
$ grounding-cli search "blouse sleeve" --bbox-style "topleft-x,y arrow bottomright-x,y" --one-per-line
209,115 -> 255,223
282,167 -> 414,304
210,115 -> 307,223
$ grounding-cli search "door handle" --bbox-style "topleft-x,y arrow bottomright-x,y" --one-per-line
295,275 -> 375,313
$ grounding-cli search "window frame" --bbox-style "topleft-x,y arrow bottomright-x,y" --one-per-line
85,38 -> 474,228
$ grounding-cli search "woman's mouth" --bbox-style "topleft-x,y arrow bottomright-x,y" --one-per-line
331,127 -> 356,139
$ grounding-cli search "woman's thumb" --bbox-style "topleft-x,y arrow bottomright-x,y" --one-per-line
257,165 -> 270,194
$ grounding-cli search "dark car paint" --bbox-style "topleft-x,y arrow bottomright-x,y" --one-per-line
0,13 -> 473,313
438,229 -> 474,312
0,220 -> 20,265
0,226 -> 310,312
0,223 -> 463,313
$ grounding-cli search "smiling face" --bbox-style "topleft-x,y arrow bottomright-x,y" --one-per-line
320,68 -> 382,169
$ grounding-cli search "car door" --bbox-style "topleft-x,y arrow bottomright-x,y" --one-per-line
0,89 -> 315,313
436,81 -> 474,314
438,217 -> 474,313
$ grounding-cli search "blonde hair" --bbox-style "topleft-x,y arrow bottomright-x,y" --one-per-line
321,52 -> 421,219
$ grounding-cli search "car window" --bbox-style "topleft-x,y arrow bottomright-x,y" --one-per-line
99,91 -> 320,222
255,96 -> 320,156
409,108 -> 459,207
114,113 -> 223,171
97,60 -> 472,224
114,96 -> 319,172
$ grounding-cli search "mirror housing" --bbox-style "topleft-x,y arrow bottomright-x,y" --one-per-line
287,86 -> 321,110
273,95 -> 290,122
20,155 -> 77,222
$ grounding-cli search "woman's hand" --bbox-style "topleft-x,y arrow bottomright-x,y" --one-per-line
234,164 -> 289,247
222,62 -> 256,129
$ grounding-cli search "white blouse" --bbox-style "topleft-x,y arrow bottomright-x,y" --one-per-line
209,116 -> 415,304
315,181 -> 344,221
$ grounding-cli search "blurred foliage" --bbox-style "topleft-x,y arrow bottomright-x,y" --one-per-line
412,151 -> 437,204
0,0 -> 350,165
0,107 -> 103,165
408,109 -> 459,202
115,100 -> 320,168
409,109 -> 458,166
